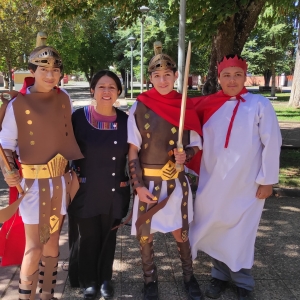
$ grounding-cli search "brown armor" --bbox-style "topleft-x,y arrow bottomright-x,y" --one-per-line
13,90 -> 83,164
134,102 -> 190,243
11,90 -> 83,244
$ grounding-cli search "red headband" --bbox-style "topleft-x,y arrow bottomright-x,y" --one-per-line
217,55 -> 248,76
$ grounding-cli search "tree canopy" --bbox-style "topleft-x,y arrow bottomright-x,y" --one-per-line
0,0 -> 49,89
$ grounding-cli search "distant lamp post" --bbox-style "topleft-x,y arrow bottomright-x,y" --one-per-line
139,5 -> 150,93
128,36 -> 136,99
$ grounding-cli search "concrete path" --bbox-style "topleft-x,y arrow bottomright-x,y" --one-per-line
1,196 -> 300,300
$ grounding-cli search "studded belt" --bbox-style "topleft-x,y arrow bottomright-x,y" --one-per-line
143,160 -> 181,181
21,153 -> 68,179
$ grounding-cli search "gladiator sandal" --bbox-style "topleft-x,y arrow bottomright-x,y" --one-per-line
140,241 -> 158,300
177,241 -> 203,300
18,270 -> 39,300
38,254 -> 59,300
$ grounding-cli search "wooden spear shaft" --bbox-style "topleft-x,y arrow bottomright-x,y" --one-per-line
176,41 -> 192,171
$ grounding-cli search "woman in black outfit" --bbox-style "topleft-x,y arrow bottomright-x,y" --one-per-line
68,70 -> 130,299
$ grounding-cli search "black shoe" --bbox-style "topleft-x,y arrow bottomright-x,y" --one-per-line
100,280 -> 114,299
237,287 -> 252,300
142,281 -> 159,300
83,286 -> 97,299
184,275 -> 204,300
205,278 -> 227,299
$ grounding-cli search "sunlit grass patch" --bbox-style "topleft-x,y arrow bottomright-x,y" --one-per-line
278,150 -> 300,188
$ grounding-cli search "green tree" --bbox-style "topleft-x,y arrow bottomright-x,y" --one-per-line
48,9 -> 115,82
0,0 -> 49,90
36,0 -> 296,95
243,17 -> 296,96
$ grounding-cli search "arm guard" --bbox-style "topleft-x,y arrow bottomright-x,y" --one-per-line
128,158 -> 145,190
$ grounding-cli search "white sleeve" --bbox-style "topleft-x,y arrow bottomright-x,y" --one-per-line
255,98 -> 282,185
0,100 -> 18,151
127,102 -> 142,150
188,130 -> 202,150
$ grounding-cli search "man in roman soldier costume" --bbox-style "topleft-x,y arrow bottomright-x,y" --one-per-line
189,54 -> 282,300
0,45 -> 83,299
128,51 -> 203,300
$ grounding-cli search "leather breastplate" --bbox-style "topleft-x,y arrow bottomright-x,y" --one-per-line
13,90 -> 83,164
135,102 -> 189,166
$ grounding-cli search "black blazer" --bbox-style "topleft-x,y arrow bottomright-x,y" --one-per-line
68,107 -> 130,219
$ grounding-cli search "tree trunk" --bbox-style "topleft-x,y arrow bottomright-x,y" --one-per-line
263,69 -> 272,86
288,25 -> 300,107
271,64 -> 276,97
8,70 -> 13,91
120,69 -> 126,85
5,58 -> 13,91
203,0 -> 266,95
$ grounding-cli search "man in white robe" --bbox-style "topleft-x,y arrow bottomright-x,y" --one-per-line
189,54 -> 282,300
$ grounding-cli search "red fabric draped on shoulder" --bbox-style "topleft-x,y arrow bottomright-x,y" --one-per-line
185,87 -> 248,174
137,88 -> 202,136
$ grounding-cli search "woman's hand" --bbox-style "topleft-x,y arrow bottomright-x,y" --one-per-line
173,148 -> 186,164
4,170 -> 22,187
256,184 -> 273,199
136,187 -> 157,204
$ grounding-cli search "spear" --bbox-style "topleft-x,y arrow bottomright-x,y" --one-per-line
176,41 -> 192,172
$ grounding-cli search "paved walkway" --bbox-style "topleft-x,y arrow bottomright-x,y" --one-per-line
1,84 -> 300,299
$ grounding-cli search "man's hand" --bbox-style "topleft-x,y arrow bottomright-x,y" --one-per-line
136,187 -> 157,204
4,169 -> 22,187
256,184 -> 273,199
173,148 -> 186,164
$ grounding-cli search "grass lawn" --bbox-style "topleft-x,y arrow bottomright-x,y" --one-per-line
273,105 -> 300,121
278,149 -> 300,188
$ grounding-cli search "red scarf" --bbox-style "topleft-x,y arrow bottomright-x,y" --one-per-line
185,87 -> 248,174
137,88 -> 202,136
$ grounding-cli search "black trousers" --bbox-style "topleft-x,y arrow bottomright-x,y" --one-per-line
68,213 -> 121,288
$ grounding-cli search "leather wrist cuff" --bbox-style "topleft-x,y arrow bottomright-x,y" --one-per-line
184,147 -> 195,163
0,150 -> 17,175
129,158 -> 145,190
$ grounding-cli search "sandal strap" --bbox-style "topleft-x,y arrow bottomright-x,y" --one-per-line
19,270 -> 39,300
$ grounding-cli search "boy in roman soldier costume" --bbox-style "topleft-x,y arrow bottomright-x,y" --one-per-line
189,54 -> 281,300
0,45 -> 83,299
128,53 -> 203,300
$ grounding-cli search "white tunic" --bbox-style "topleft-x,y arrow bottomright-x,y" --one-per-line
128,102 -> 202,235
189,92 -> 282,271
0,88 -> 72,224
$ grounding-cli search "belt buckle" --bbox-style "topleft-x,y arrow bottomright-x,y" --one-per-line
47,153 -> 68,177
160,160 -> 179,180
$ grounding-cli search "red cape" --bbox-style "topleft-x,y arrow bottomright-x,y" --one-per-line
137,88 -> 202,136
0,160 -> 25,266
185,87 -> 248,174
